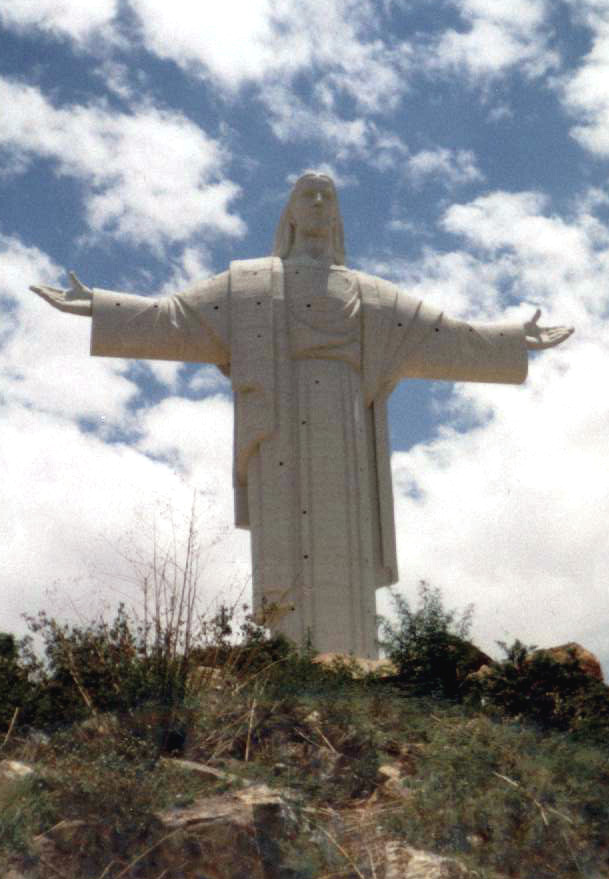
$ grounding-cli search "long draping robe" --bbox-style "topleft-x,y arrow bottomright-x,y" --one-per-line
90,257 -> 527,657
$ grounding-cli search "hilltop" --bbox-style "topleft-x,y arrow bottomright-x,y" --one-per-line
1,590 -> 608,878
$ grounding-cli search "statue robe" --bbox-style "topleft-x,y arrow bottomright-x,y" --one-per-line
90,257 -> 527,657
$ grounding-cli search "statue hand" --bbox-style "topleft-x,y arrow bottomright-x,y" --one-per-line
30,271 -> 93,316
524,308 -> 574,350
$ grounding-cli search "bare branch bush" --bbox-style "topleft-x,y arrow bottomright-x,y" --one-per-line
107,493 -> 255,696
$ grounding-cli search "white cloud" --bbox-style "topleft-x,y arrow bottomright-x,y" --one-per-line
0,234 -> 137,424
0,1 -> 408,174
124,0 -> 413,177
459,0 -> 547,30
188,366 -> 231,395
0,235 -> 250,639
268,94 -> 366,158
427,0 -> 558,79
315,39 -> 410,115
387,331 -> 609,671
92,61 -> 144,101
377,187 -> 609,675
360,247 -> 510,320
287,164 -> 356,188
160,246 -> 216,295
130,0 -> 285,87
441,190 -> 609,321
386,218 -> 419,234
128,0 -> 410,111
561,11 -> 609,157
266,85 -> 409,167
0,0 -> 412,125
135,395 -> 234,495
0,0 -> 117,42
407,147 -> 484,188
487,103 -> 513,123
131,360 -> 183,393
0,78 -> 244,251
0,401 -> 249,639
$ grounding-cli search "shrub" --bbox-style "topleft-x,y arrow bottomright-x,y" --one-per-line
470,640 -> 609,744
379,710 -> 609,879
192,607 -> 295,678
381,582 -> 479,698
12,606 -> 192,754
0,632 -> 33,732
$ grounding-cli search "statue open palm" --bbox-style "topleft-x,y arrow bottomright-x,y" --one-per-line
30,271 -> 93,316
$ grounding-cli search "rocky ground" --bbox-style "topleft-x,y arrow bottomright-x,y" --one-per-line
0,740 -> 495,878
2,648 -> 609,879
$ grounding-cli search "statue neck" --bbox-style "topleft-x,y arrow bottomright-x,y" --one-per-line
289,228 -> 334,263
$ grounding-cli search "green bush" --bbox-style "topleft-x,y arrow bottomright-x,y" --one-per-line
3,607 -> 192,754
470,640 -> 609,745
379,709 -> 609,879
192,618 -> 295,678
381,582 -> 480,698
0,633 -> 33,732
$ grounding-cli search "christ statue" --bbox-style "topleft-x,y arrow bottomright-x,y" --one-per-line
31,173 -> 573,659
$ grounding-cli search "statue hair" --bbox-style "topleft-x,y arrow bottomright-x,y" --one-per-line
272,172 -> 346,265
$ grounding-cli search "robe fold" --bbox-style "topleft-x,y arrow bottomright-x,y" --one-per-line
90,258 -> 527,657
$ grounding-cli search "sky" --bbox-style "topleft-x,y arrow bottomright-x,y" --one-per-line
1,0 -> 608,675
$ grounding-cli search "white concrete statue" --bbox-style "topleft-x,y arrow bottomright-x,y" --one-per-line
31,173 -> 573,658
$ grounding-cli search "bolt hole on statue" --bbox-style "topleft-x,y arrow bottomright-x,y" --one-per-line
30,173 -> 573,659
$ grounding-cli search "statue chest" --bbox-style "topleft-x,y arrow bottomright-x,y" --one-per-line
284,266 -> 361,335
280,266 -> 361,370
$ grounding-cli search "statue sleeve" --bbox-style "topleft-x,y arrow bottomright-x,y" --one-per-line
90,271 -> 230,365
383,294 -> 528,390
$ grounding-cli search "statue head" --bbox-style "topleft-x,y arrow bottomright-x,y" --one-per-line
273,172 -> 346,265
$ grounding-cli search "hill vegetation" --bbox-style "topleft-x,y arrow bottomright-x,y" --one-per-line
1,584 -> 608,878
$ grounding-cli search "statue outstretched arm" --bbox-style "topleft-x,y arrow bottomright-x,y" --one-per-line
382,297 -> 573,391
378,294 -> 528,388
31,270 -> 230,366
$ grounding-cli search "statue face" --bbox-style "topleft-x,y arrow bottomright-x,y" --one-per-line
289,178 -> 336,238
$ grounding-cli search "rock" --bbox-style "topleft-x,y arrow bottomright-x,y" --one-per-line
446,638 -> 493,686
313,652 -> 398,677
378,762 -> 402,782
467,663 -> 495,683
28,783 -> 295,879
531,642 -> 604,682
378,762 -> 410,798
161,756 -> 242,785
323,807 -> 480,878
13,770 -> 506,879
0,760 -> 34,781
385,841 -> 474,878
469,643 -> 605,688
156,783 -> 294,879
